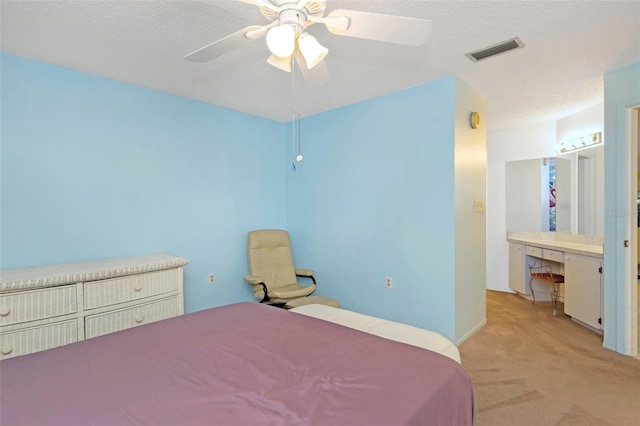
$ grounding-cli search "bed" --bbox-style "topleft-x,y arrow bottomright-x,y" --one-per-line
0,302 -> 473,425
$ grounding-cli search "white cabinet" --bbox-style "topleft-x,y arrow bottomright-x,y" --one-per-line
0,254 -> 188,359
563,253 -> 603,330
507,233 -> 604,333
509,243 -> 527,294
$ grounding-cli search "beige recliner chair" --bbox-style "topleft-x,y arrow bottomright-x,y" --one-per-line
243,229 -> 338,308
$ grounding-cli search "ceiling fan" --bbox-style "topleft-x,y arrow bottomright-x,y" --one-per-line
184,0 -> 433,73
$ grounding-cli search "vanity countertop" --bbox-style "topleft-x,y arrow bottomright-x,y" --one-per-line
507,232 -> 603,258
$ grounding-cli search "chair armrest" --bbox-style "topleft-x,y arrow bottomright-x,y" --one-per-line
243,275 -> 271,303
243,275 -> 265,285
295,269 -> 317,286
295,269 -> 315,277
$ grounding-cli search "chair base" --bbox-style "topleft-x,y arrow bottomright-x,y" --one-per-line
285,296 -> 340,310
529,270 -> 564,316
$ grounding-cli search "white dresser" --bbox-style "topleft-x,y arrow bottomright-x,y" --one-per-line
0,254 -> 189,360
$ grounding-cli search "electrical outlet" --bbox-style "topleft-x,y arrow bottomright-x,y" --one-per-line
385,276 -> 392,289
209,273 -> 216,284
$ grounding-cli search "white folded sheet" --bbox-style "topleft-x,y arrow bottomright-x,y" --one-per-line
290,304 -> 461,363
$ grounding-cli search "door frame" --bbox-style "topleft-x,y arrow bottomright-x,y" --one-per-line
625,106 -> 639,357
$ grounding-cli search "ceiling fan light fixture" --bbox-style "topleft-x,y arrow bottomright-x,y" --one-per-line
266,24 -> 296,58
267,54 -> 292,72
297,32 -> 328,69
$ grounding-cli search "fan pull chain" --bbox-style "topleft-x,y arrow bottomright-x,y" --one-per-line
291,110 -> 297,173
297,112 -> 302,161
291,49 -> 297,173
296,13 -> 303,163
291,12 -> 304,173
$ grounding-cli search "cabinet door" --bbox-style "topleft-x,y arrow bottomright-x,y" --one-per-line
564,253 -> 602,329
509,243 -> 527,294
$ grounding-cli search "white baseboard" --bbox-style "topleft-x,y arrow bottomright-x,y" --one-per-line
456,318 -> 487,346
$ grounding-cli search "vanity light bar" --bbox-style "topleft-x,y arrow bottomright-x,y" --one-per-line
558,131 -> 602,154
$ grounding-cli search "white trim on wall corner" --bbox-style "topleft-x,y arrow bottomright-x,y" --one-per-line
624,106 -> 639,357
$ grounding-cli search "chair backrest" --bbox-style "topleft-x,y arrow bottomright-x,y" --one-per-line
247,229 -> 297,290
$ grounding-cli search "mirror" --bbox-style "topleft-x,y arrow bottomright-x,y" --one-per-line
575,146 -> 605,235
507,157 -> 571,233
506,146 -> 604,236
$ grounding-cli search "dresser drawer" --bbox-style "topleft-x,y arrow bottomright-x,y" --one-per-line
0,286 -> 77,326
542,249 -> 564,262
85,297 -> 179,339
84,269 -> 180,310
1,319 -> 78,360
525,246 -> 542,257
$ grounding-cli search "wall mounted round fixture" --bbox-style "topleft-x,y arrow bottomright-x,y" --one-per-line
470,112 -> 480,129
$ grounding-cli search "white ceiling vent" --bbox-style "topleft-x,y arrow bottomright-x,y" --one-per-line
465,37 -> 524,62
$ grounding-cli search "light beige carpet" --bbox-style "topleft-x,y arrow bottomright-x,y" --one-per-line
459,290 -> 640,426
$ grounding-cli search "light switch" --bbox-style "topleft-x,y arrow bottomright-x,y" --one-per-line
474,200 -> 484,213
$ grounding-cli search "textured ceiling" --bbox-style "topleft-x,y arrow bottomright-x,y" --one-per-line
1,0 -> 639,131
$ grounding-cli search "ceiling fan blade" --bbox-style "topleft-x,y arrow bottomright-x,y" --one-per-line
297,0 -> 325,11
184,25 -> 264,63
325,9 -> 432,46
238,0 -> 278,12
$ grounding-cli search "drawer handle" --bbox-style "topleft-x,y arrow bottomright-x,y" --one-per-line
1,346 -> 13,355
134,314 -> 144,323
132,284 -> 143,292
0,307 -> 10,317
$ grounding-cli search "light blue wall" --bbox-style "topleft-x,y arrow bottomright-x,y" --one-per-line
603,61 -> 640,353
0,53 -> 286,313
1,54 -> 481,342
285,77 -> 459,339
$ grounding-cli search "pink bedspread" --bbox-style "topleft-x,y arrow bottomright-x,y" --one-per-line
0,302 -> 473,425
